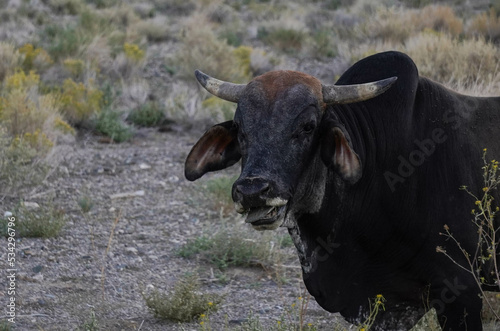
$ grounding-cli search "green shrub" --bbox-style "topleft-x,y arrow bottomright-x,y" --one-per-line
84,0 -> 117,9
78,309 -> 99,331
42,25 -> 81,61
94,108 -> 133,142
177,225 -> 290,270
126,102 -> 165,127
48,0 -> 85,15
142,273 -> 222,322
0,202 -> 66,238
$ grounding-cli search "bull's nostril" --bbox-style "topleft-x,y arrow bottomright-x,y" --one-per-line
234,177 -> 272,202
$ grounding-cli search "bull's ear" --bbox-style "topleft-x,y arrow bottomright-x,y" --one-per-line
185,120 -> 241,181
321,126 -> 362,183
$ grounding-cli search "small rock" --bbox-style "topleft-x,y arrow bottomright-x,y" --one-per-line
23,249 -> 33,257
168,175 -> 179,183
110,190 -> 145,199
22,201 -> 40,209
4,211 -> 13,217
125,247 -> 138,255
32,265 -> 44,273
32,273 -> 44,282
138,163 -> 151,170
115,264 -> 128,271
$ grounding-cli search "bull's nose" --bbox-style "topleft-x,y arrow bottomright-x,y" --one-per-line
233,177 -> 271,204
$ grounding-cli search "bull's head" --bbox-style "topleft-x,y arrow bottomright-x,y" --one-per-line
185,70 -> 396,230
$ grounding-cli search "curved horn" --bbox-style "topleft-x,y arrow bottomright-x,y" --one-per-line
195,70 -> 246,103
322,76 -> 398,104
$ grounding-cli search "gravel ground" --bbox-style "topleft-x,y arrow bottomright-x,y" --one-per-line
2,126 -> 350,331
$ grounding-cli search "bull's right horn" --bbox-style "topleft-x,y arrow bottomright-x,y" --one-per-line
195,70 -> 246,103
322,76 -> 397,104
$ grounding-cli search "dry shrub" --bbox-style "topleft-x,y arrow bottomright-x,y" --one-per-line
468,8 -> 500,42
1,71 -> 63,140
99,5 -> 139,29
60,78 -> 103,125
405,32 -> 500,92
411,5 -> 463,36
133,18 -> 171,43
0,42 -> 22,83
0,128 -> 48,195
174,14 -> 252,84
360,5 -> 462,44
360,7 -> 412,43
120,78 -> 150,110
164,81 -> 200,120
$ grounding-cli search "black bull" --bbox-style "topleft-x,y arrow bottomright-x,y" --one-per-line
184,51 -> 500,330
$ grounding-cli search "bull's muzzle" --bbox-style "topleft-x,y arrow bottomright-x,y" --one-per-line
232,176 -> 288,230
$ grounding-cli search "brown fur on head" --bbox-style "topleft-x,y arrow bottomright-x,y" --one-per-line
252,70 -> 325,107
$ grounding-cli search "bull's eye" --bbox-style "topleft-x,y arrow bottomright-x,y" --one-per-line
302,122 -> 315,134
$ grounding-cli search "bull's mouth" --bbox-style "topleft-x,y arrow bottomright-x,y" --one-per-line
242,205 -> 287,231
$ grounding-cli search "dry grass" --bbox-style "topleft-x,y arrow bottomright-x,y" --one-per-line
468,7 -> 500,42
0,42 -> 22,83
174,14 -> 250,84
405,32 -> 500,93
413,5 -> 463,36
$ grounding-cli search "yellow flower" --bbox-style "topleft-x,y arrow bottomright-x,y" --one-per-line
483,187 -> 489,192
484,148 -> 487,152
475,200 -> 481,205
376,294 -> 383,298
208,302 -> 213,306
291,303 -> 296,307
298,296 -> 303,300
200,321 -> 204,325
308,323 -> 312,327
277,320 -> 281,325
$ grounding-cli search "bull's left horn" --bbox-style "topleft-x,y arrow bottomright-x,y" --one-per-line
322,76 -> 397,104
195,70 -> 246,103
